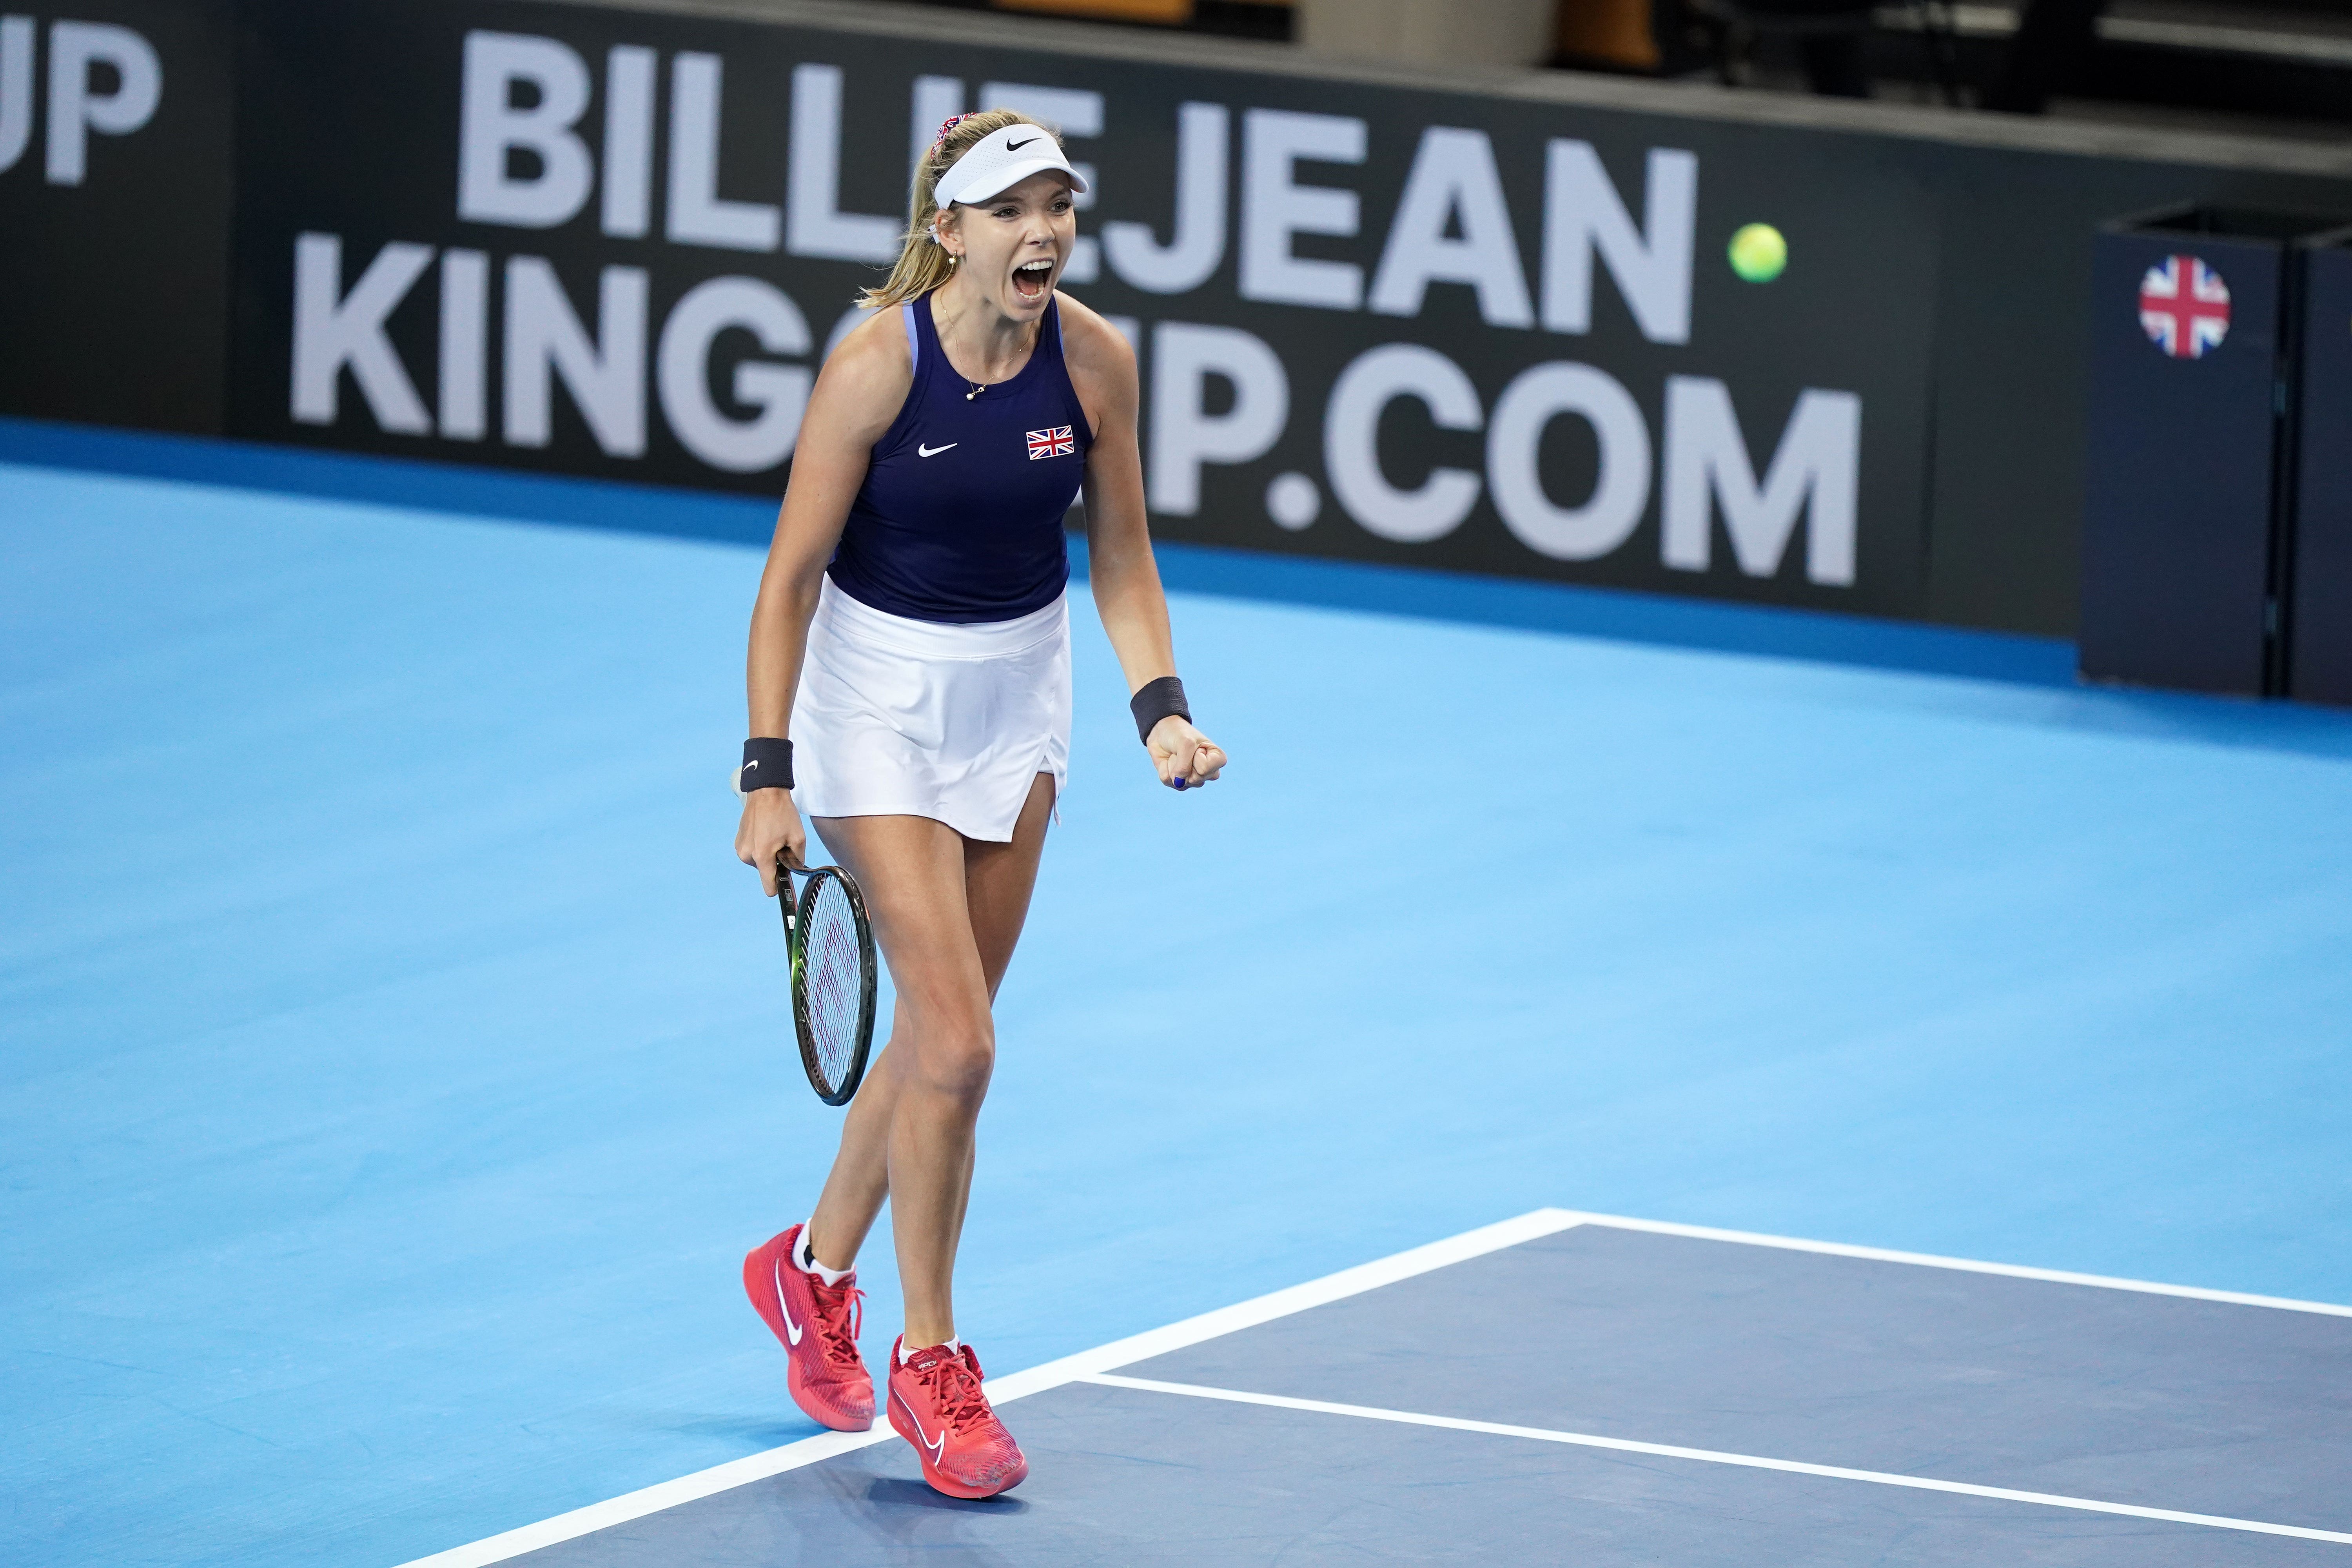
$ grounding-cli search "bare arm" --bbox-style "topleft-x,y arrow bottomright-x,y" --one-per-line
734,309 -> 911,892
1061,297 -> 1227,790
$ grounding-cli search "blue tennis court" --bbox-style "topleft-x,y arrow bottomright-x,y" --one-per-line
5,442 -> 2352,1567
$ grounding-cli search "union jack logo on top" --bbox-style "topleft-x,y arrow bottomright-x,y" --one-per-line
1026,425 -> 1076,460
2139,254 -> 2231,360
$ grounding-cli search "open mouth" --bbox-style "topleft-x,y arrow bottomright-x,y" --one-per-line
1011,259 -> 1053,301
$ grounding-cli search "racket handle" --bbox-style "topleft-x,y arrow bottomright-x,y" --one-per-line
774,850 -> 801,922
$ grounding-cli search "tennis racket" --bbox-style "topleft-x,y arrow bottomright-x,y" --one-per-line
776,853 -> 878,1105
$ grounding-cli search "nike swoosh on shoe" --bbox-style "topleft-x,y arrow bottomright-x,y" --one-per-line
774,1261 -> 803,1345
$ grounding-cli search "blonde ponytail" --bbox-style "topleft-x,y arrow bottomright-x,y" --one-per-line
857,109 -> 1064,312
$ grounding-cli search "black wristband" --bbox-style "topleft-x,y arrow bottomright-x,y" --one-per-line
740,736 -> 794,791
1129,676 -> 1190,744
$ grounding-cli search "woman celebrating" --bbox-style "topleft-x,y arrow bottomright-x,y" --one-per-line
732,111 -> 1225,1499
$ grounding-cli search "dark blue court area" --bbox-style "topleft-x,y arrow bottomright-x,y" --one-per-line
6,447 -> 2352,1568
486,1216 -> 2352,1566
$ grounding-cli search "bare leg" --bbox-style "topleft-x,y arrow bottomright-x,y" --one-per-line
939,777 -> 1055,1268
800,1001 -> 906,1269
800,775 -> 1056,1346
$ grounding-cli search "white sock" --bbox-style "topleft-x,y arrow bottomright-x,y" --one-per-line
793,1221 -> 852,1287
900,1336 -> 960,1366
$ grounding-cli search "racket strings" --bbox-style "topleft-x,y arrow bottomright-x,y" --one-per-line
800,878 -> 866,1085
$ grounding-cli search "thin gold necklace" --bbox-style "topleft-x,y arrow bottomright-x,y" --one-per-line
935,292 -> 1033,401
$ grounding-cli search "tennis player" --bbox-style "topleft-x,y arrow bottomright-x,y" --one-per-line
731,111 -> 1225,1499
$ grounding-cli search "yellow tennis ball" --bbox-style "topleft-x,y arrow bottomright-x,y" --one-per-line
1729,223 -> 1787,283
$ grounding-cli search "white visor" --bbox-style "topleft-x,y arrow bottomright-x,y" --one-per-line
933,123 -> 1089,212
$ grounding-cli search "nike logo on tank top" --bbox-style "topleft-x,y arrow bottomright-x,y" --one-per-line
827,292 -> 1091,625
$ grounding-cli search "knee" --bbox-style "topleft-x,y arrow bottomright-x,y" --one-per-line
912,1016 -> 995,1103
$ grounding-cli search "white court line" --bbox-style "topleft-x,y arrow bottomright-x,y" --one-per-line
387,1209 -> 1583,1568
389,1206 -> 2351,1567
1555,1209 -> 2352,1318
1082,1373 -> 2352,1547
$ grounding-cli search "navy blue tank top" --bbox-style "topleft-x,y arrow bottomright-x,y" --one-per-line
827,292 -> 1092,624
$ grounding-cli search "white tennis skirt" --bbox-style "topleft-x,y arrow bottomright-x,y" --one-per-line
790,575 -> 1070,843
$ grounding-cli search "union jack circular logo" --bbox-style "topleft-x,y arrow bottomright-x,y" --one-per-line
2138,254 -> 2230,360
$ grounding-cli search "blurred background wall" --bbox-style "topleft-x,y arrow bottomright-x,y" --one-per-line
3,0 -> 2347,646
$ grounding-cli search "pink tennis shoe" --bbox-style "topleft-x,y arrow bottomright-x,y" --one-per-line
887,1336 -> 1028,1498
743,1225 -> 874,1432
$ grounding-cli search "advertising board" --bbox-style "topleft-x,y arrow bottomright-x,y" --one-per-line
10,0 -> 2349,637
229,0 -> 1938,614
0,0 -> 233,432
